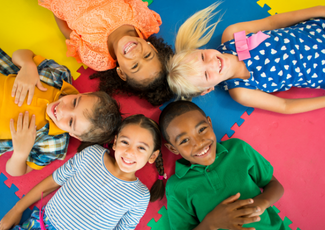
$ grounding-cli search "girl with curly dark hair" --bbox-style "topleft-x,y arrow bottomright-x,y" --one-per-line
39,0 -> 174,100
91,36 -> 175,106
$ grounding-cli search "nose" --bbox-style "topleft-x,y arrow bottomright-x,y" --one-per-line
57,102 -> 74,120
125,145 -> 136,156
192,135 -> 204,148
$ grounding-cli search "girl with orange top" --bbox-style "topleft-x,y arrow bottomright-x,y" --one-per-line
39,0 -> 174,105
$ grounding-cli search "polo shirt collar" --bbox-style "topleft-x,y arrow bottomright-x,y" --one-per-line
175,142 -> 229,179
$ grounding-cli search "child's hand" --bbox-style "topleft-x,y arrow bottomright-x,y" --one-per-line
201,193 -> 261,230
10,112 -> 37,157
240,197 -> 269,218
11,63 -> 47,106
0,205 -> 23,230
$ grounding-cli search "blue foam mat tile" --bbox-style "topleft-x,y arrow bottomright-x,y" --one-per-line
192,86 -> 253,140
0,173 -> 35,225
160,86 -> 254,141
150,0 -> 271,49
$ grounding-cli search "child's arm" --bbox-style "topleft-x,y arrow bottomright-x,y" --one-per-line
229,87 -> 325,114
6,112 -> 36,176
193,193 -> 261,230
240,176 -> 284,218
54,15 -> 72,39
222,5 -> 325,42
12,49 -> 47,106
0,175 -> 60,230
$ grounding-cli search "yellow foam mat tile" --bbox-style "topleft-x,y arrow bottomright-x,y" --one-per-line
0,1 -> 85,80
257,0 -> 324,15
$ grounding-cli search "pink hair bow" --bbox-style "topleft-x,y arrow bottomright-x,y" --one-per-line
234,31 -> 270,61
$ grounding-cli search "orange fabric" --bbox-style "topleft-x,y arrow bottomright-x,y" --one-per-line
38,0 -> 162,71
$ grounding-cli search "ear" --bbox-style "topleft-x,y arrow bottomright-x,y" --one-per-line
207,116 -> 213,126
112,135 -> 117,150
164,143 -> 180,155
200,87 -> 214,96
69,133 -> 82,141
116,67 -> 126,81
148,149 -> 160,164
148,42 -> 158,53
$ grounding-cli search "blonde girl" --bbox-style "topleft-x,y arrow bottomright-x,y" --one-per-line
167,3 -> 325,114
0,114 -> 166,230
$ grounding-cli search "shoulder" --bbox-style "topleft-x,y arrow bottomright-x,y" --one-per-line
132,180 -> 150,203
220,138 -> 252,153
79,144 -> 109,159
165,174 -> 188,198
221,24 -> 241,43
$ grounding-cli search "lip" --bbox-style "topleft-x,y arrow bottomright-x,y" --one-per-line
217,57 -> 223,73
51,102 -> 59,119
123,42 -> 138,55
121,156 -> 136,166
194,144 -> 211,158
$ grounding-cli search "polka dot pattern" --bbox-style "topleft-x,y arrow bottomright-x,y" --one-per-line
218,19 -> 325,92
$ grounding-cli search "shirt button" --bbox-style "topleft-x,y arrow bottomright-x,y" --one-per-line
206,169 -> 210,172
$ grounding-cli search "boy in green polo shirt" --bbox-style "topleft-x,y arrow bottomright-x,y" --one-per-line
159,101 -> 284,230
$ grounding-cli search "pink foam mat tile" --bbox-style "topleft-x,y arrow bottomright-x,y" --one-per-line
226,87 -> 325,230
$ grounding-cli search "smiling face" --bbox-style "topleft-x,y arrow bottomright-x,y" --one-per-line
184,49 -> 233,92
115,36 -> 161,84
113,123 -> 159,174
46,94 -> 97,139
165,110 -> 217,166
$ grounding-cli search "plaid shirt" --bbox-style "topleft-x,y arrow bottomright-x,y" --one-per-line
0,48 -> 72,170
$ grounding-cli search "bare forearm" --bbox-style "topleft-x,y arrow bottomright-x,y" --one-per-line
54,14 -> 72,39
6,152 -> 31,176
266,6 -> 325,30
283,96 -> 325,114
14,175 -> 60,213
12,49 -> 36,68
254,176 -> 284,209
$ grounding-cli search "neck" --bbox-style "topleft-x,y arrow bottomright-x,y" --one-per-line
225,53 -> 250,80
103,152 -> 137,181
107,25 -> 138,59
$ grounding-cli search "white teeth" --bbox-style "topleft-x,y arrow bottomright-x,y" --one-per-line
217,58 -> 221,72
123,158 -> 135,164
54,105 -> 58,118
124,43 -> 136,54
196,146 -> 209,156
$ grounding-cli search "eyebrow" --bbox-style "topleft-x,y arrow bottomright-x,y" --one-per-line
119,135 -> 150,148
73,95 -> 82,132
174,119 -> 207,143
131,52 -> 156,74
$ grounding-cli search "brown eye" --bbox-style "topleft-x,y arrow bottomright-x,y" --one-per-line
145,52 -> 151,58
131,63 -> 138,69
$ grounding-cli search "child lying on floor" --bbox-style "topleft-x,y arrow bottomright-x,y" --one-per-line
0,49 -> 121,176
159,101 -> 285,230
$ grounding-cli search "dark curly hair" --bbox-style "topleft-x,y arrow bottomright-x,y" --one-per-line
90,35 -> 174,106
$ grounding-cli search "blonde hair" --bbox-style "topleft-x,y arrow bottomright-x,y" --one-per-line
167,2 -> 223,99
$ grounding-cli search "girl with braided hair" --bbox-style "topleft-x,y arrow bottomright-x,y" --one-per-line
0,114 -> 165,229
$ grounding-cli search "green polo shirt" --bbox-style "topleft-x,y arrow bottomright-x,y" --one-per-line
166,138 -> 284,230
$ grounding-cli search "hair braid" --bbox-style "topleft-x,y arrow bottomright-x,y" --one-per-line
150,151 -> 165,202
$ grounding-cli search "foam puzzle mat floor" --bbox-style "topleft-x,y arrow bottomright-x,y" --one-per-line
1,0 -> 325,229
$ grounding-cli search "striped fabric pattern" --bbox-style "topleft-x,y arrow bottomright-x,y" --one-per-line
46,145 -> 150,230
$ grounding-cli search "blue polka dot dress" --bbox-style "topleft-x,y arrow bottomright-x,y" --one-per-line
218,18 -> 325,93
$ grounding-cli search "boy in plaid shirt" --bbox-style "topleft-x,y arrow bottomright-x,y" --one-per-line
0,49 -> 121,176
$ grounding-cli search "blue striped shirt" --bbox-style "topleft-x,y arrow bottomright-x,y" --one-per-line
46,145 -> 150,230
